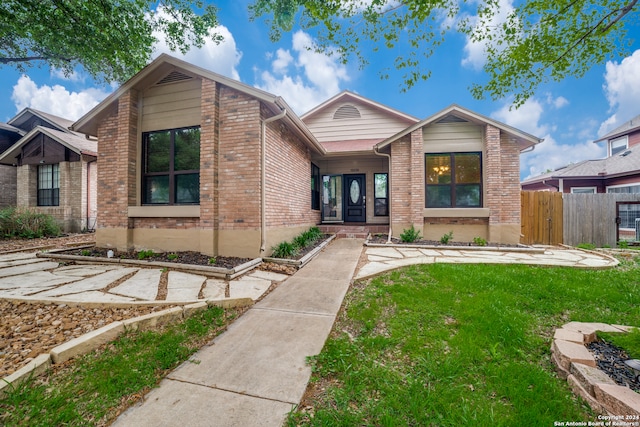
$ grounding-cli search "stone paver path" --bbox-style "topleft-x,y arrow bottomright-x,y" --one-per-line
355,246 -> 618,279
0,245 -> 618,304
0,252 -> 289,304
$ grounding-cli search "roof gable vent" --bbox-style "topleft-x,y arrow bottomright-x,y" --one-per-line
436,114 -> 469,124
156,70 -> 193,85
333,105 -> 361,120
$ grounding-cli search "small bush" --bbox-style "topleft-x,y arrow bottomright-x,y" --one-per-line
619,240 -> 630,249
0,207 -> 61,239
473,237 -> 487,247
400,225 -> 422,243
293,234 -> 310,249
80,249 -> 91,256
209,257 -> 216,265
138,250 -> 155,260
271,241 -> 299,258
440,231 -> 454,244
167,253 -> 178,261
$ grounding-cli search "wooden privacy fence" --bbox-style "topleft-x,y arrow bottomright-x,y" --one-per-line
521,192 -> 640,246
520,191 -> 563,245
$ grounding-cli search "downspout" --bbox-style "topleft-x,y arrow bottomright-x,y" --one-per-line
86,157 -> 97,231
261,107 -> 287,252
374,146 -> 392,243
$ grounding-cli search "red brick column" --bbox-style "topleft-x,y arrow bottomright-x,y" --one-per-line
199,78 -> 218,230
390,128 -> 424,234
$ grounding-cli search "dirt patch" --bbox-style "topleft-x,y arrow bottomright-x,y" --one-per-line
0,233 -> 95,253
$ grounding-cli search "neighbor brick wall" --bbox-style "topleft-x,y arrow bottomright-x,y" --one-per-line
263,105 -> 320,228
0,165 -> 16,208
217,86 -> 261,230
390,129 -> 424,228
96,89 -> 138,230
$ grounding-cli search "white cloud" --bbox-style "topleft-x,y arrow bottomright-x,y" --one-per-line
11,75 -> 110,121
256,31 -> 349,114
462,0 -> 515,70
51,68 -> 86,83
492,97 -> 605,179
151,7 -> 242,80
598,49 -> 640,135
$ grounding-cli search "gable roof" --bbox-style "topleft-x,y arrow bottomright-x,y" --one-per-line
301,90 -> 420,124
0,122 -> 25,136
376,104 -> 543,151
594,113 -> 640,143
71,54 -> 325,155
8,108 -> 74,133
0,126 -> 97,165
521,147 -> 640,184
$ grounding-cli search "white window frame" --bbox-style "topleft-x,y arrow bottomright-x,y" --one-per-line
609,136 -> 628,157
606,183 -> 640,194
570,187 -> 597,194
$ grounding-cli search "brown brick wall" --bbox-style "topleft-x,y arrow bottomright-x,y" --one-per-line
499,133 -> 521,224
217,87 -> 261,230
264,105 -> 320,228
199,78 -> 218,230
390,129 -> 423,229
96,89 -> 139,230
484,124 -> 502,226
0,165 -> 16,208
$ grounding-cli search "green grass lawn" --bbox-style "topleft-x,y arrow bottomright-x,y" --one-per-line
0,306 -> 242,427
290,256 -> 640,426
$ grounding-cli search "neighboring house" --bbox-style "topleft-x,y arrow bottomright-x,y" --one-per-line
0,108 -> 98,232
71,54 -> 541,258
522,114 -> 640,195
0,122 -> 23,208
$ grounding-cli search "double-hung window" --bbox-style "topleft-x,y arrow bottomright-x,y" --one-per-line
425,152 -> 482,208
142,127 -> 200,205
38,164 -> 60,206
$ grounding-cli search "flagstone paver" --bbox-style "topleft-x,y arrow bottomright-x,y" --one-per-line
0,244 -> 619,304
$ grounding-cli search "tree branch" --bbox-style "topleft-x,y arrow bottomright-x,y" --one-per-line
0,56 -> 72,64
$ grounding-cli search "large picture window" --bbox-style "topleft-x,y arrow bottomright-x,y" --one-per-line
142,127 -> 200,205
38,163 -> 59,206
425,152 -> 482,208
374,173 -> 389,216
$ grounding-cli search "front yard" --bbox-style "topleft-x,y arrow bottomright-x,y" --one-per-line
290,255 -> 640,426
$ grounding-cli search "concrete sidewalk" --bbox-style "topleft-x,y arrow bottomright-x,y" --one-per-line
112,238 -> 364,427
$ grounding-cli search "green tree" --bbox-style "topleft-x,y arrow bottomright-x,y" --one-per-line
250,0 -> 639,106
0,0 -> 222,83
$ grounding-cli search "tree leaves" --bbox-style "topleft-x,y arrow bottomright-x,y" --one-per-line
251,0 -> 638,107
0,0 -> 221,83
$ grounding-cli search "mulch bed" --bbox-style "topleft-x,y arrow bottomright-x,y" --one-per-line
586,340 -> 640,393
66,247 -> 251,270
367,234 -> 521,248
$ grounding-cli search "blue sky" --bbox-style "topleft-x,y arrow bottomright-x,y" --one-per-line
1,0 -> 639,179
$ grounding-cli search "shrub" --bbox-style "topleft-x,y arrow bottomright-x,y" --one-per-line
167,253 -> 178,261
137,250 -> 155,260
619,240 -> 630,249
271,241 -> 299,258
209,257 -> 217,265
473,237 -> 487,247
0,207 -> 61,238
400,225 -> 422,243
293,233 -> 310,249
440,231 -> 454,244
80,249 -> 92,256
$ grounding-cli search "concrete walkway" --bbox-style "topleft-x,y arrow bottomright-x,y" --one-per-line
112,238 -> 364,427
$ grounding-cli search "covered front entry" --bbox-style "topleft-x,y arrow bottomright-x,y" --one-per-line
344,174 -> 366,222
321,174 -> 367,223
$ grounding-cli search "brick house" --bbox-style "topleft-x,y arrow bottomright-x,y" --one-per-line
0,109 -> 98,232
0,122 -> 23,208
72,54 -> 541,257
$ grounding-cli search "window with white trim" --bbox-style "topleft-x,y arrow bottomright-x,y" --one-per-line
570,187 -> 596,194
609,136 -> 628,157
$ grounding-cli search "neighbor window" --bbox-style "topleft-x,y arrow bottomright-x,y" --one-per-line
425,152 -> 482,208
311,163 -> 320,210
374,173 -> 389,216
142,127 -> 200,205
571,187 -> 596,194
38,163 -> 60,206
609,136 -> 628,157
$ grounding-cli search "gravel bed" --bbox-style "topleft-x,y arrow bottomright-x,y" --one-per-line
586,340 -> 640,392
0,301 -> 175,379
